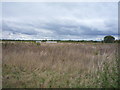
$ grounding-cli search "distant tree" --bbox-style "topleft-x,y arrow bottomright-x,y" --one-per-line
115,39 -> 120,43
104,35 -> 115,43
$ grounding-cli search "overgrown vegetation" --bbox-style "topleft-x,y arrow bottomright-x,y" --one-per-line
2,42 -> 119,88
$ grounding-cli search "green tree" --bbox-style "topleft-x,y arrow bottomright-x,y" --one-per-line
104,35 -> 115,43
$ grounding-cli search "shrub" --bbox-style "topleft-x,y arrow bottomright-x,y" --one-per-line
104,35 -> 115,43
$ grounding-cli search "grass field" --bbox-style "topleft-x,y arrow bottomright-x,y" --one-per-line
2,42 -> 119,88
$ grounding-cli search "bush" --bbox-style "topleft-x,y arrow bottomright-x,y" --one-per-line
104,35 -> 115,43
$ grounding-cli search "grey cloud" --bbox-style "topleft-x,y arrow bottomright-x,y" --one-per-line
2,21 -> 38,35
2,17 -> 118,40
35,20 -> 118,36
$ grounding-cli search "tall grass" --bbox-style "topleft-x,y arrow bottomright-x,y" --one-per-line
2,42 -> 119,88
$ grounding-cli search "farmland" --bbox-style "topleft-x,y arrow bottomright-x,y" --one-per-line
2,41 -> 119,88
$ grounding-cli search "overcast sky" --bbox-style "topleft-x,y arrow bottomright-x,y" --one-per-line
2,2 -> 118,40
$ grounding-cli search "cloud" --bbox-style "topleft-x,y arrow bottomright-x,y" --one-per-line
2,2 -> 118,40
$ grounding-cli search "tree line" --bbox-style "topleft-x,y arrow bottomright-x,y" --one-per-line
1,35 -> 120,43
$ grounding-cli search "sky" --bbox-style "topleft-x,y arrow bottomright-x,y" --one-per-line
1,2 -> 118,40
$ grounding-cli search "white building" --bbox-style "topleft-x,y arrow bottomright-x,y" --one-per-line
36,41 -> 41,43
46,41 -> 57,43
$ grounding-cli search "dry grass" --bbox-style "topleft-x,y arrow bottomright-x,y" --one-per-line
2,42 -> 119,88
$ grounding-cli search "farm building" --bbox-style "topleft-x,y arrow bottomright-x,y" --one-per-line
46,41 -> 57,43
36,41 -> 41,43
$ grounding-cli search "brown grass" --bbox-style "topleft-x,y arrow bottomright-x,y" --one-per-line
2,42 -> 118,88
